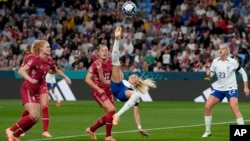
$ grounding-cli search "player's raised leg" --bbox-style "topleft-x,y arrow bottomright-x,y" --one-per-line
111,26 -> 123,83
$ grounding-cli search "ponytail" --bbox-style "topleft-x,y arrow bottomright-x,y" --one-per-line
135,78 -> 156,94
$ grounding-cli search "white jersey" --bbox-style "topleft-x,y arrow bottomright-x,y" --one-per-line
210,57 -> 239,91
122,80 -> 135,90
45,72 -> 56,83
122,80 -> 141,102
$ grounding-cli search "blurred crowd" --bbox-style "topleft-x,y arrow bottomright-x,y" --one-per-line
0,0 -> 250,72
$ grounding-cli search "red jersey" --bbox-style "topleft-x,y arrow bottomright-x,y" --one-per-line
88,59 -> 112,94
21,54 -> 56,87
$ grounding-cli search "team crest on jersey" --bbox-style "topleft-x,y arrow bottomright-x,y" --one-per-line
27,60 -> 33,65
89,67 -> 93,72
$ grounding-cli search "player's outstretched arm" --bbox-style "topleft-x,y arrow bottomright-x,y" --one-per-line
133,105 -> 149,137
237,67 -> 249,96
54,67 -> 71,85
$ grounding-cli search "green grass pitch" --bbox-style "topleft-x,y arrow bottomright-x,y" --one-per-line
1,100 -> 250,141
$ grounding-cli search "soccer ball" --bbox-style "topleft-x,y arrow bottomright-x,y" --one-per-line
122,1 -> 137,16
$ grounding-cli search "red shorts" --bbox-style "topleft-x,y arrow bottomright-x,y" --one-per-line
20,82 -> 48,105
92,89 -> 114,106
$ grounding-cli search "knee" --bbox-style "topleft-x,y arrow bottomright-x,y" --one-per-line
108,109 -> 115,115
30,114 -> 40,122
40,95 -> 49,106
106,104 -> 115,112
204,104 -> 212,111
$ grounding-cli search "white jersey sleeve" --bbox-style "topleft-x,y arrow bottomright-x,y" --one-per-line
122,80 -> 141,103
210,57 -> 239,90
122,80 -> 135,90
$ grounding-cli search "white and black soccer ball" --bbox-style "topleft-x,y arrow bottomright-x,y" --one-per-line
122,1 -> 137,16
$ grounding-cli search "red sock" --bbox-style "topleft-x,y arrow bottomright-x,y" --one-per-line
42,106 -> 49,132
90,115 -> 106,132
21,110 -> 29,117
10,110 -> 30,132
105,110 -> 115,137
11,115 -> 36,137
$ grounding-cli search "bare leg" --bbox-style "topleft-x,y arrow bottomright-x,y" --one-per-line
202,95 -> 219,138
229,97 -> 244,125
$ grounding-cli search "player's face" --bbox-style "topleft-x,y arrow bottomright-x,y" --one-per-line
98,46 -> 108,60
129,74 -> 140,85
218,44 -> 229,57
41,42 -> 51,55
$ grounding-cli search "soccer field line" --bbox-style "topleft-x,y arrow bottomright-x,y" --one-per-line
27,119 -> 250,141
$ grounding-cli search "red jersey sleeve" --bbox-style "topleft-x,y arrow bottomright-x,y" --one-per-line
21,54 -> 37,68
88,61 -> 97,75
45,57 -> 56,70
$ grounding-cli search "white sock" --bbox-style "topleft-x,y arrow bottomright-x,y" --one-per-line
236,117 -> 244,125
111,40 -> 120,66
204,116 -> 212,132
117,92 -> 141,117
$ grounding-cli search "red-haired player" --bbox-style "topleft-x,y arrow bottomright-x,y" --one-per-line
5,40 -> 71,141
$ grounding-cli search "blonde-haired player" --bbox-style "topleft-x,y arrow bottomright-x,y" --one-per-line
202,43 -> 249,138
99,27 -> 156,137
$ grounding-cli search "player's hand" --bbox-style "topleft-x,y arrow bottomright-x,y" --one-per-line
29,78 -> 38,84
96,61 -> 102,71
204,75 -> 211,81
65,77 -> 72,85
139,129 -> 149,137
244,87 -> 249,97
115,27 -> 122,39
97,87 -> 105,94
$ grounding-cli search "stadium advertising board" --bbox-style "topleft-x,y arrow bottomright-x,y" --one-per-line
0,79 -> 248,102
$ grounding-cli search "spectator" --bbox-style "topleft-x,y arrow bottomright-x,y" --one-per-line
0,0 -> 250,72
122,37 -> 134,55
54,44 -> 64,59
120,50 -> 133,66
229,37 -> 239,55
169,55 -> 181,72
153,62 -> 165,72
145,50 -> 154,71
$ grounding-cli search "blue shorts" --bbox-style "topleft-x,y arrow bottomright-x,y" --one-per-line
47,83 -> 56,89
211,89 -> 238,101
110,80 -> 128,102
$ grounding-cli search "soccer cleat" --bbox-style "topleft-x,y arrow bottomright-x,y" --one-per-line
56,102 -> 61,107
86,127 -> 97,141
105,136 -> 116,141
20,133 -> 25,137
112,114 -> 119,126
202,131 -> 211,138
6,128 -> 14,141
42,131 -> 52,138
